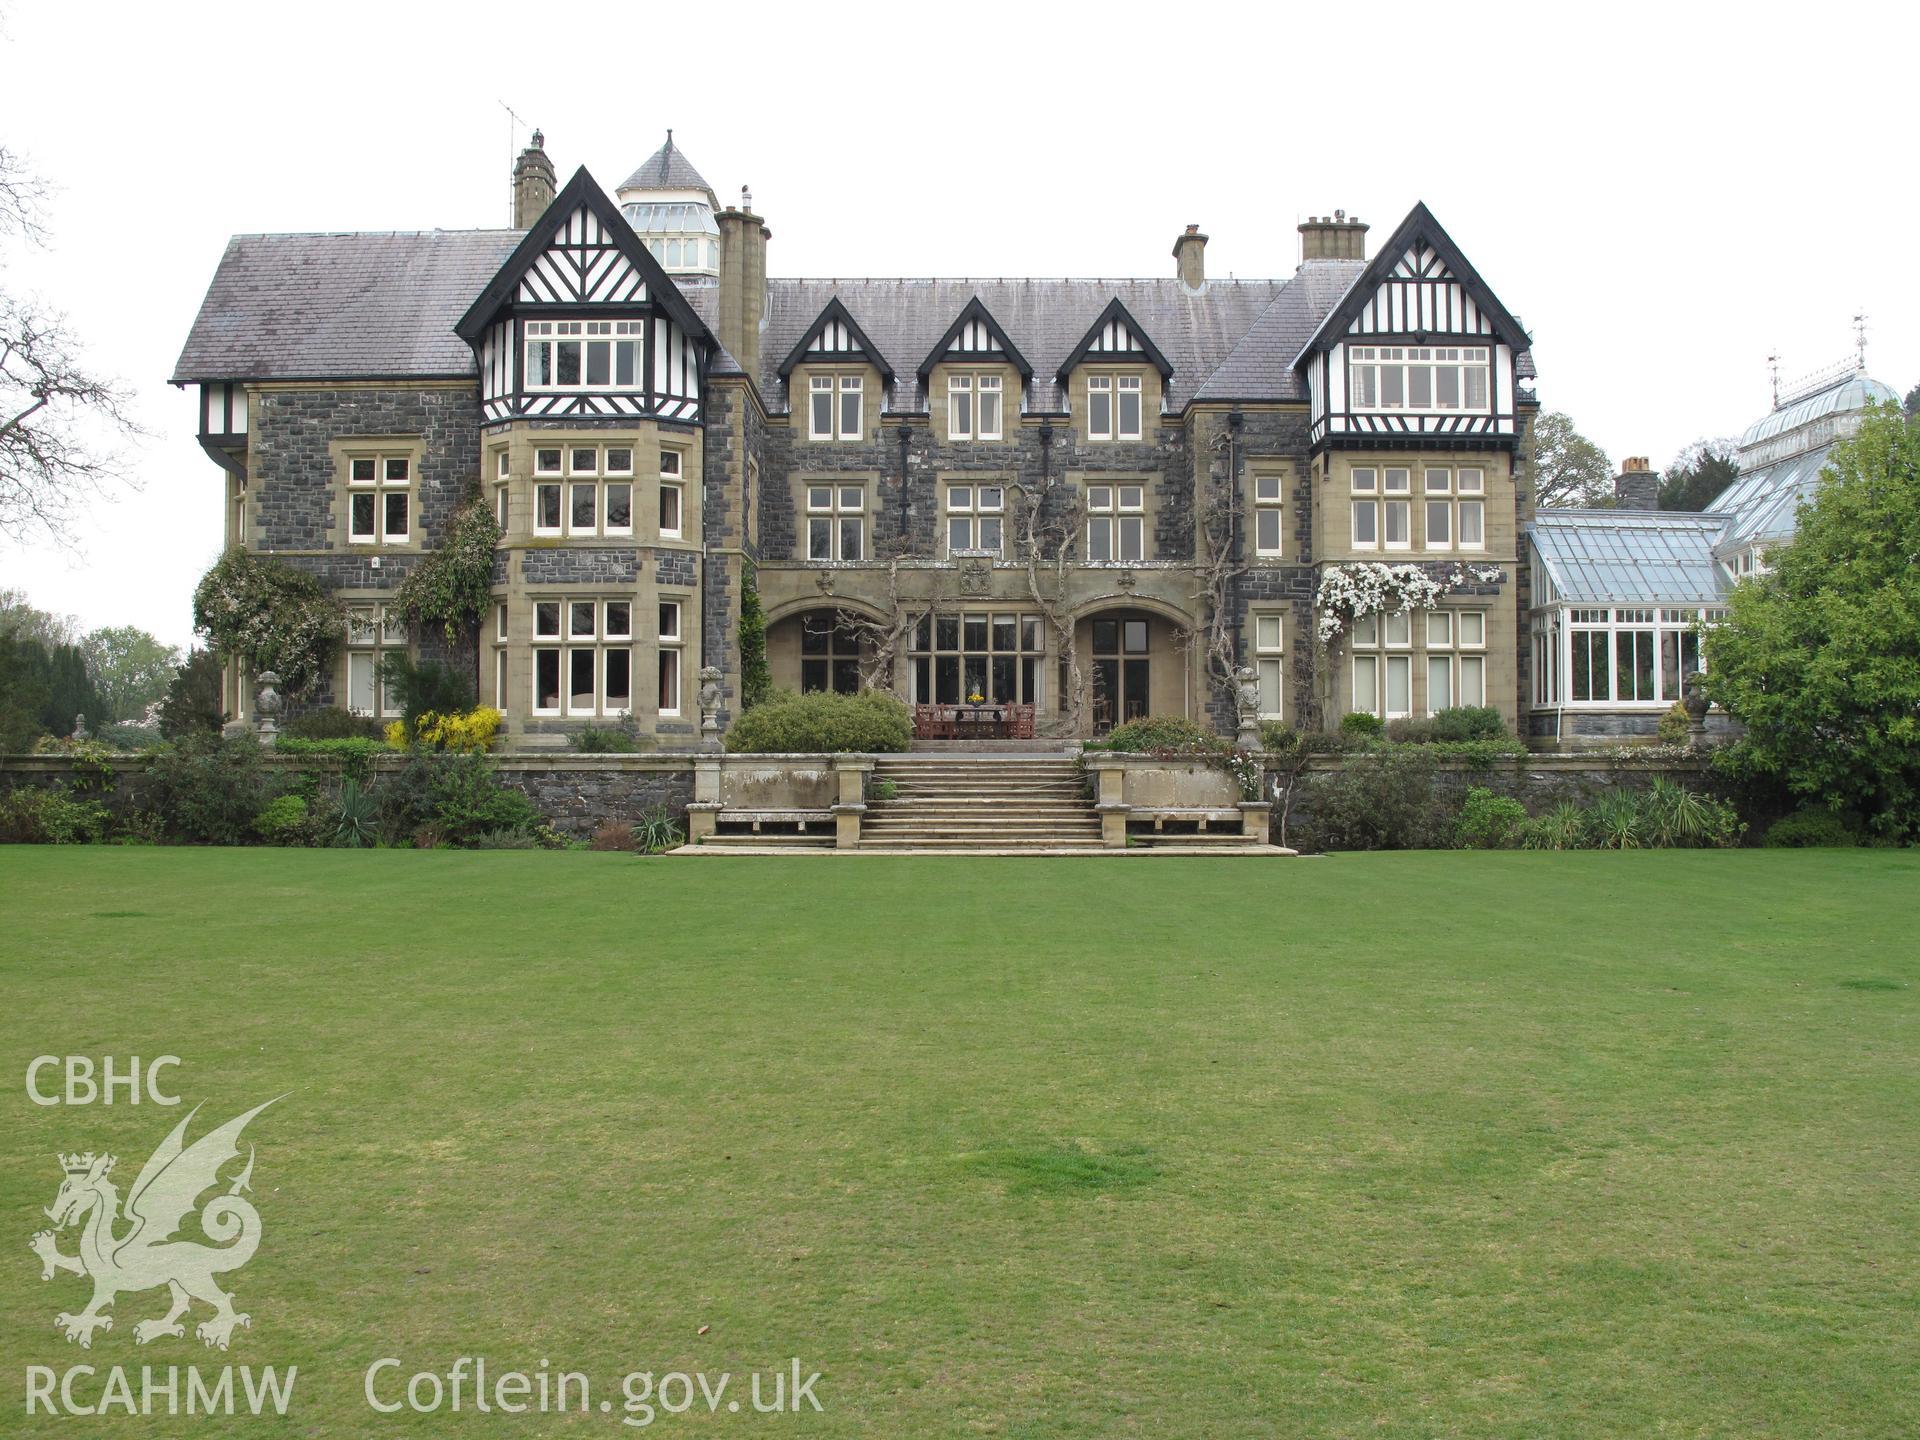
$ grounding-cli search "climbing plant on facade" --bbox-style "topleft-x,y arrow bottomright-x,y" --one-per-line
737,561 -> 772,711
394,497 -> 501,643
191,548 -> 344,697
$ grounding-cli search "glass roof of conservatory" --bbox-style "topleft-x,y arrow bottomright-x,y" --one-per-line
621,201 -> 720,237
1529,510 -> 1729,605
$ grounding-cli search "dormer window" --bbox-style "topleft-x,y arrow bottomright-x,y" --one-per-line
948,373 -> 1003,441
807,374 -> 865,441
1350,346 -> 1489,411
525,320 -> 645,391
1086,374 -> 1143,442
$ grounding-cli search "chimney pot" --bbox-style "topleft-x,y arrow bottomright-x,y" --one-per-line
511,130 -> 556,228
1613,457 -> 1659,510
1172,225 -> 1209,289
1298,211 -> 1369,263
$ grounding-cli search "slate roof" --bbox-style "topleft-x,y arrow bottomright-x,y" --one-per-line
756,275 -> 1307,413
170,230 -> 522,384
617,137 -> 716,200
1192,260 -> 1366,402
1527,510 -> 1729,606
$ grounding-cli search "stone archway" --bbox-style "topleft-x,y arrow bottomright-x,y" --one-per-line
765,606 -> 871,696
1070,602 -> 1198,734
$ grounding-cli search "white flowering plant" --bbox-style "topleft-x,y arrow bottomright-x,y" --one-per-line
1313,562 -> 1506,644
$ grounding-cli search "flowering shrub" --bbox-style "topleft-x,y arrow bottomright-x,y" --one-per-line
387,707 -> 501,752
191,549 -> 344,697
394,498 -> 501,643
1314,562 -> 1505,644
1224,748 -> 1263,800
1314,563 -> 1446,643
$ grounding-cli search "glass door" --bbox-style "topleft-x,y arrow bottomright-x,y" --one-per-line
1091,617 -> 1150,733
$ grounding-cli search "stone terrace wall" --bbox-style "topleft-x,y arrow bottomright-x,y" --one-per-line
1269,754 -> 1715,849
0,753 -> 697,842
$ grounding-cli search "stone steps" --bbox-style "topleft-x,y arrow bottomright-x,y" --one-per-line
863,756 -> 1099,851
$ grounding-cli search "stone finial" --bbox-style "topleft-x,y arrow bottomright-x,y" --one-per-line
697,665 -> 723,751
254,671 -> 283,737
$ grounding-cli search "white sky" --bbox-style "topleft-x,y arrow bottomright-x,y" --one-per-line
2,0 -> 1913,650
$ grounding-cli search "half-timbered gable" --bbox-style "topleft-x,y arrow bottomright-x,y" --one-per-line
1294,202 -> 1531,450
916,298 -> 1033,386
457,167 -> 717,426
1055,298 -> 1174,384
777,298 -> 895,387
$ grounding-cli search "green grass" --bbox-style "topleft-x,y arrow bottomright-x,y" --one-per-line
2,849 -> 1917,1437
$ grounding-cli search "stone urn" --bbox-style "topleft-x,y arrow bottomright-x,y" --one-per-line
1232,664 -> 1261,749
254,671 -> 284,737
1681,673 -> 1710,748
697,665 -> 723,751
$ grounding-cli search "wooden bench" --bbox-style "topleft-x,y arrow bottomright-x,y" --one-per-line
715,809 -> 834,833
1129,807 -> 1245,833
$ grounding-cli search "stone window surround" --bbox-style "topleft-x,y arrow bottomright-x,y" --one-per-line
1066,365 -> 1163,446
1068,470 -> 1160,565
1328,453 -> 1509,561
788,470 -> 881,563
788,361 -> 880,443
1248,463 -> 1293,561
1347,604 -> 1491,719
929,361 -> 1022,446
515,587 -> 698,720
489,425 -> 699,548
937,472 -> 1013,559
329,435 -> 425,553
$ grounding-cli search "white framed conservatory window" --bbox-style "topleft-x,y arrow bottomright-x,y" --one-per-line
805,484 -> 865,561
1086,483 -> 1145,563
945,484 -> 1005,556
1253,611 -> 1285,718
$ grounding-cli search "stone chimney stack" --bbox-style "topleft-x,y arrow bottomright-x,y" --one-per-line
1614,456 -> 1659,511
717,185 -> 770,382
512,130 -> 556,229
1172,225 -> 1208,289
1298,209 -> 1368,262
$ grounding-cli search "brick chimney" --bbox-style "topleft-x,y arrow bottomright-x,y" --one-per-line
1172,225 -> 1208,289
1614,456 -> 1659,510
717,186 -> 770,381
1298,210 -> 1367,262
512,130 -> 555,228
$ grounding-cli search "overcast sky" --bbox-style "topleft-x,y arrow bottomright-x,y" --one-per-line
2,1 -> 1913,650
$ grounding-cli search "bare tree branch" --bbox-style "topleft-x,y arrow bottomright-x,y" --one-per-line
841,541 -> 949,698
1016,481 -> 1087,737
0,292 -> 146,546
0,146 -> 50,248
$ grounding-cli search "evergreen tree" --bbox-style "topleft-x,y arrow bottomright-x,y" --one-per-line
156,648 -> 227,738
1660,439 -> 1740,512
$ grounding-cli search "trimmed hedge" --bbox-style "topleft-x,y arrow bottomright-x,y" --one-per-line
1091,715 -> 1225,755
723,689 -> 913,754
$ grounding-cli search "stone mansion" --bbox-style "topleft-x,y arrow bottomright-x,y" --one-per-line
173,132 -> 1549,743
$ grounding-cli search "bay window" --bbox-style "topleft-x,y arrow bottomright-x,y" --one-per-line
657,601 -> 683,716
659,450 -> 684,539
524,319 -> 644,391
1349,345 -> 1491,411
532,598 -> 632,717
1350,611 -> 1413,719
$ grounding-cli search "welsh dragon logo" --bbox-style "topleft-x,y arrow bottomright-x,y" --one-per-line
29,1097 -> 281,1350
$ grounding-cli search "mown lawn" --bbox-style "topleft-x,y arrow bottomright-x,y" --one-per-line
2,849 -> 1916,1437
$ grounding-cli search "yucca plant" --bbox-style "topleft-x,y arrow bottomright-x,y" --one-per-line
331,778 -> 379,848
1587,791 -> 1643,850
633,805 -> 685,855
1521,802 -> 1587,851
1643,777 -> 1713,848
